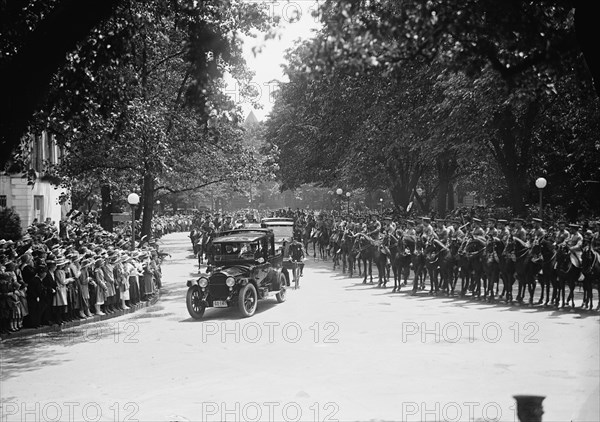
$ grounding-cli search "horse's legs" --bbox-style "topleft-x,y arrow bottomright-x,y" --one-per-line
368,259 -> 374,284
528,272 -> 536,305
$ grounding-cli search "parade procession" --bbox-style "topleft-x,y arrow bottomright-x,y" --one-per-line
1,1 -> 600,422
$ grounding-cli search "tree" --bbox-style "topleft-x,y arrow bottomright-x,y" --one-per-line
21,0 -> 276,235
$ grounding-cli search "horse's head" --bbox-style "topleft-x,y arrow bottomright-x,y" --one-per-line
582,247 -> 600,275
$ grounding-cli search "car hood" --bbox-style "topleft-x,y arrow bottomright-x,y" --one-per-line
213,265 -> 253,277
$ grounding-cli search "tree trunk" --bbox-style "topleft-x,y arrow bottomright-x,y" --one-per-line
100,183 -> 114,232
505,171 -> 526,214
390,183 -> 412,210
141,173 -> 154,239
437,180 -> 449,216
447,183 -> 455,211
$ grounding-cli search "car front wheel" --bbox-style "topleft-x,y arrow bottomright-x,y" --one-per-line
238,283 -> 258,317
276,273 -> 287,303
186,285 -> 206,319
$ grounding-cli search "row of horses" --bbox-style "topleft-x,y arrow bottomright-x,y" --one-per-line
304,228 -> 600,311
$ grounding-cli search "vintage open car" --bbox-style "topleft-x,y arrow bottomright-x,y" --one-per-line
186,228 -> 288,319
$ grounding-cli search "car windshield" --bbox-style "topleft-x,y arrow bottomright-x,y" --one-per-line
265,226 -> 293,242
212,242 -> 261,260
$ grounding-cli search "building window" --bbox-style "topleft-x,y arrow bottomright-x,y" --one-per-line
0,195 -> 6,209
34,195 -> 44,223
47,133 -> 55,165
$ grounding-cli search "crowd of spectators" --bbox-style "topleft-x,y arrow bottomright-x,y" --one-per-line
0,213 -> 190,335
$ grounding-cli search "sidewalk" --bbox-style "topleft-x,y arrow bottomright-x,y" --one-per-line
0,293 -> 160,342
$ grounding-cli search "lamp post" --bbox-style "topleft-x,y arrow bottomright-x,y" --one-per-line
379,197 -> 383,215
535,177 -> 547,221
336,188 -> 343,214
155,199 -> 160,216
346,191 -> 351,218
127,193 -> 140,251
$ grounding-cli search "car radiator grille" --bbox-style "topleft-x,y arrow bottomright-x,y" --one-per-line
209,274 -> 230,299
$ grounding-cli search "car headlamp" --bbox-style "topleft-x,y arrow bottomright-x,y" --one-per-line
198,277 -> 209,288
225,277 -> 235,287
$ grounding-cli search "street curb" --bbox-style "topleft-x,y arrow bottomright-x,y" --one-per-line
0,291 -> 161,342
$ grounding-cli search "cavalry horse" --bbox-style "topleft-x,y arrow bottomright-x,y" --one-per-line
353,234 -> 387,286
458,236 -> 486,298
555,244 -> 580,308
195,230 -> 212,266
511,237 -> 539,304
340,231 -> 356,277
302,221 -> 315,257
424,239 -> 445,295
581,242 -> 600,310
538,238 -> 558,306
316,226 -> 330,261
403,235 -> 426,295
389,234 -> 412,293
483,236 -> 504,301
330,229 -> 343,270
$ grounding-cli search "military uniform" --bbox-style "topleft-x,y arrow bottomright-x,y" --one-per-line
563,226 -> 583,267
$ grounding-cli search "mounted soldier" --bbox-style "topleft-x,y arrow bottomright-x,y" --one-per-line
404,220 -> 417,237
497,219 -> 510,241
530,218 -> 546,244
421,217 -> 436,241
561,223 -> 583,268
554,220 -> 570,245
511,218 -> 528,242
471,218 -> 486,241
485,218 -> 498,238
220,215 -> 234,233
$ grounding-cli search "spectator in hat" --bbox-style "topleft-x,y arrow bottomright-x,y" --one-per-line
41,259 -> 57,325
92,258 -> 107,315
24,264 -> 47,328
52,257 -> 72,324
125,255 -> 141,305
102,254 -> 117,313
78,258 -> 93,318
114,255 -> 129,310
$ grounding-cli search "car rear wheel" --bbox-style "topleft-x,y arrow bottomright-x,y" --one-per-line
186,285 -> 206,319
238,283 -> 258,317
276,273 -> 287,303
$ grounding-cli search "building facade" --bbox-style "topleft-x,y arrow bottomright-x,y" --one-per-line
0,132 -> 70,230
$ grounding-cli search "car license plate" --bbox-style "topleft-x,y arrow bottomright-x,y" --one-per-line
213,300 -> 228,308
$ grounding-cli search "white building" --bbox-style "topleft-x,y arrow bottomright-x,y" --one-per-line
0,132 -> 70,230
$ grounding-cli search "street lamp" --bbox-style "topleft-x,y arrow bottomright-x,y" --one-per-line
155,199 -> 160,216
379,197 -> 383,215
127,193 -> 140,251
345,191 -> 351,217
535,177 -> 547,221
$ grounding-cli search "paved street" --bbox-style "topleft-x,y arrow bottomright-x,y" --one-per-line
1,232 -> 599,422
